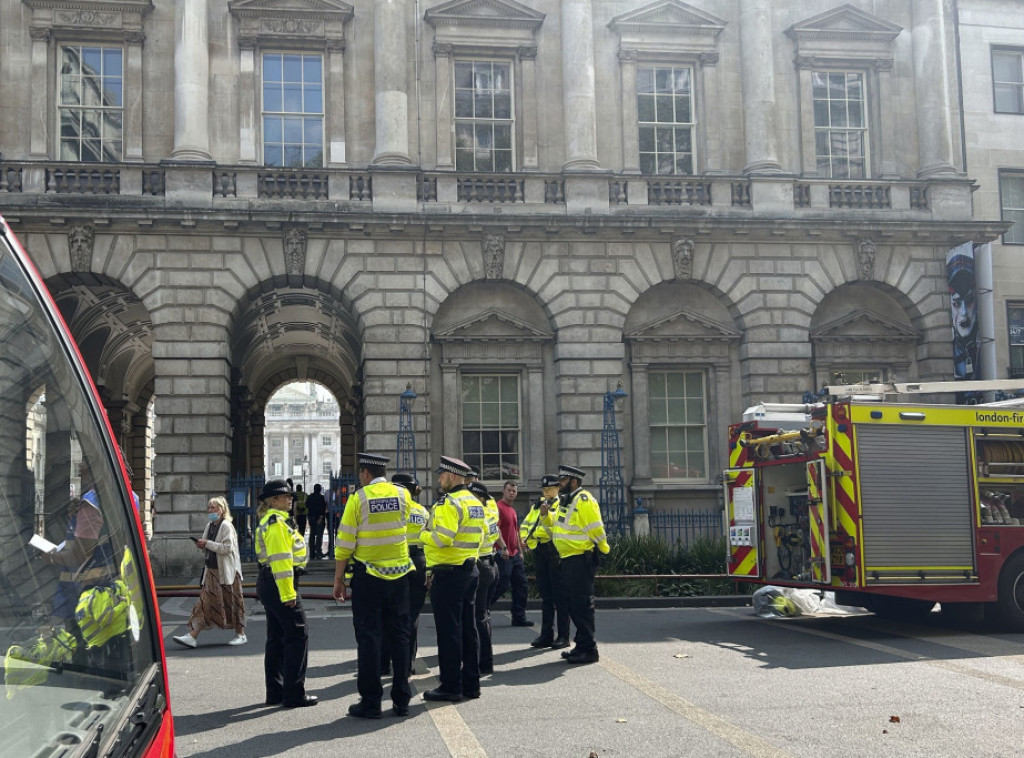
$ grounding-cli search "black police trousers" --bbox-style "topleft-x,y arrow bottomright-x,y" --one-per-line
559,552 -> 598,652
534,542 -> 570,640
256,568 -> 309,704
429,561 -> 480,696
475,556 -> 497,669
350,563 -> 411,709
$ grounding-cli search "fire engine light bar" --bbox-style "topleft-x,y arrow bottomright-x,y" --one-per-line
899,412 -> 926,420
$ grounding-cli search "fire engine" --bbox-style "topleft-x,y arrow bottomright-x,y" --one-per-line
724,380 -> 1024,629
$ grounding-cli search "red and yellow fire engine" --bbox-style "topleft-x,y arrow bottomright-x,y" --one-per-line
724,380 -> 1024,628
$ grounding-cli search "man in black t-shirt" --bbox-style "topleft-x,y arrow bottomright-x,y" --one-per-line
305,484 -> 328,559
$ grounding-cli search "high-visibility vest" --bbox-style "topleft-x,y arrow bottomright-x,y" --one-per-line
421,487 -> 485,567
520,497 -> 557,549
406,500 -> 429,543
74,579 -> 131,648
294,492 -> 308,516
552,488 -> 611,559
334,481 -> 412,580
256,508 -> 307,603
479,497 -> 501,557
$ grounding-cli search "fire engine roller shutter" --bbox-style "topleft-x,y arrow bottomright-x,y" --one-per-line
856,424 -> 975,579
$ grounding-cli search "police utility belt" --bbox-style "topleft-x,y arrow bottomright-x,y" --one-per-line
429,558 -> 477,572
409,544 -> 424,556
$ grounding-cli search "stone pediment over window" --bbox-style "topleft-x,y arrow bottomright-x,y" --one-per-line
609,0 -> 726,57
434,309 -> 553,343
229,0 -> 353,47
786,4 -> 902,65
626,307 -> 740,343
425,0 -> 545,48
810,309 -> 919,343
24,0 -> 153,37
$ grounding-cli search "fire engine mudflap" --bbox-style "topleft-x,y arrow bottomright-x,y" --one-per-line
724,396 -> 1024,630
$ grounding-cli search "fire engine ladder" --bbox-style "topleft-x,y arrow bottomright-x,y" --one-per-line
826,379 -> 1024,403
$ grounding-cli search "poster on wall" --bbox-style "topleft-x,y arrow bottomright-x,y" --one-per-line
946,242 -> 980,382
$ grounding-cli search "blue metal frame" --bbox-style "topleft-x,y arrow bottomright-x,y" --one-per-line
397,383 -> 417,476
599,384 -> 629,536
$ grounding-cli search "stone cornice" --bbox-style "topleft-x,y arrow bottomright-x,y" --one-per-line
609,0 -> 726,39
24,0 -> 153,12
228,0 -> 354,22
424,0 -> 545,33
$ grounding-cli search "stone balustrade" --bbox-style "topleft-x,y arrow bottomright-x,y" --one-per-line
0,160 -> 969,221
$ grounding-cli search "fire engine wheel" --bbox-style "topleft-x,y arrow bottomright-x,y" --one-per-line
996,553 -> 1024,632
865,595 -> 935,621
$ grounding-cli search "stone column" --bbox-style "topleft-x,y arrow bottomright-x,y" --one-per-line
912,0 -> 958,178
739,0 -> 782,174
629,363 -> 651,481
238,37 -> 258,164
699,53 -> 723,174
441,364 -> 459,454
372,0 -> 412,165
618,48 -> 640,174
527,367 -> 545,482
518,46 -> 540,170
29,28 -> 50,158
560,0 -> 601,171
433,43 -> 454,169
171,0 -> 212,160
282,435 -> 290,479
875,60 -> 899,178
327,39 -> 348,166
124,32 -> 145,161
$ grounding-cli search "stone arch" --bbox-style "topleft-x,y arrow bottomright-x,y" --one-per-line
230,277 -> 364,477
809,281 -> 923,387
44,272 -> 155,521
431,280 -> 556,485
624,281 -> 742,489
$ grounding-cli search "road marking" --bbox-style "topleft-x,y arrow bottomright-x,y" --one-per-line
414,675 -> 488,758
598,657 -> 794,758
711,610 -> 1024,692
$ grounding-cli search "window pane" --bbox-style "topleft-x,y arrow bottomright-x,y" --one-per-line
455,61 -> 473,89
637,67 -> 654,94
995,84 -> 1024,114
494,93 -> 511,119
304,118 -> 322,144
264,117 -> 282,142
675,95 -> 691,123
463,402 -> 480,428
655,68 -> 672,93
638,95 -> 656,122
264,144 -> 282,166
656,94 -> 673,122
105,78 -> 122,107
994,52 -> 1023,83
283,55 -> 302,81
830,101 -> 847,127
480,377 -> 499,402
283,145 -> 302,167
455,90 -> 474,118
455,122 -> 474,149
638,126 -> 655,152
283,83 -> 302,112
494,125 -> 511,150
264,55 -> 282,82
82,47 -> 102,74
500,401 -> 517,427
494,150 -> 511,172
474,93 -> 492,119
283,117 -> 303,143
304,85 -> 322,113
666,372 -> 685,397
639,154 -> 656,175
303,56 -> 322,82
264,83 -> 281,112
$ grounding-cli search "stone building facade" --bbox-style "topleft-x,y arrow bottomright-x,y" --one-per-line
264,382 -> 343,487
0,0 -> 1008,573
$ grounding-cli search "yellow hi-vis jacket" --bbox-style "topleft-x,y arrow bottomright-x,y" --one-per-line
406,499 -> 429,544
421,486 -> 485,567
294,491 -> 308,516
552,488 -> 611,559
520,497 -> 558,549
256,507 -> 307,603
334,479 -> 413,580
479,497 -> 501,557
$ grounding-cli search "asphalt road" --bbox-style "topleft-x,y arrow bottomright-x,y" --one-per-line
161,596 -> 1024,758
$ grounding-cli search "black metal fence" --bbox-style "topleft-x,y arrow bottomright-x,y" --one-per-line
647,508 -> 722,547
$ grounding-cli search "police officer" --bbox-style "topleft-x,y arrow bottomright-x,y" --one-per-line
255,478 -> 316,707
393,473 -> 429,676
333,453 -> 414,718
421,456 -> 486,702
552,464 -> 609,664
521,475 -> 570,650
468,480 -> 505,676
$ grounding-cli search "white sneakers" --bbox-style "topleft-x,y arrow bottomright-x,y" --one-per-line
172,632 -> 246,647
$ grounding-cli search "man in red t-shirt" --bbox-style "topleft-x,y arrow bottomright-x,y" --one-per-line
489,481 -> 533,626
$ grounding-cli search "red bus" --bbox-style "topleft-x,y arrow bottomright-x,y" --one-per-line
0,216 -> 173,756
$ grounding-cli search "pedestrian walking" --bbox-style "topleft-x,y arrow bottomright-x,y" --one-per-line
255,478 -> 316,708
520,475 -> 570,649
490,480 -> 532,626
333,453 -> 414,719
420,456 -> 486,702
552,465 -> 609,665
173,496 -> 246,648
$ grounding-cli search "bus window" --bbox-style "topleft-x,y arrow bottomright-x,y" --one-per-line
0,219 -> 172,756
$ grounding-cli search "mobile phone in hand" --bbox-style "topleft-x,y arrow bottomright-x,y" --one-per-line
189,536 -> 200,543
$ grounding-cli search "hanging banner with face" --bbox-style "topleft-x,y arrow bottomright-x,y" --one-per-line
946,242 -> 980,381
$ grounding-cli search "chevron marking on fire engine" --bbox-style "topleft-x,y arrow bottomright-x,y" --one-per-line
417,676 -> 487,758
829,416 -> 859,540
806,463 -> 826,583
732,546 -> 758,577
599,657 -> 794,758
